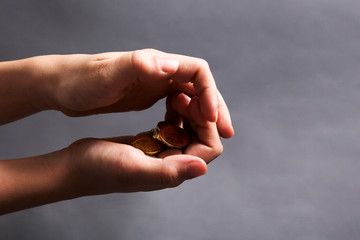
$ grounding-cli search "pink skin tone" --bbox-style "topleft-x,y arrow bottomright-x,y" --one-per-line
0,49 -> 234,215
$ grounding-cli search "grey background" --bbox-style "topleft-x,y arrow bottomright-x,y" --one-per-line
1,0 -> 360,239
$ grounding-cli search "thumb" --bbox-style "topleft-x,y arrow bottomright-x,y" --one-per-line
135,154 -> 207,191
162,155 -> 208,183
114,50 -> 179,79
157,57 -> 180,74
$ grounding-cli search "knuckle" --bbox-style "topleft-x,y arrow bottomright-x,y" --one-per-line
141,48 -> 164,56
142,48 -> 157,53
197,58 -> 210,69
130,50 -> 144,70
212,142 -> 224,159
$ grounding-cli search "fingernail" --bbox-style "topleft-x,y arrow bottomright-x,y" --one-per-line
158,57 -> 180,73
186,161 -> 207,179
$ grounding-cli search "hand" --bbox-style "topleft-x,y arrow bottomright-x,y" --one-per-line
157,92 -> 226,162
65,110 -> 222,195
0,49 -> 233,136
59,90 -> 230,195
0,119 -> 214,215
66,137 -> 207,195
59,51 -> 233,194
38,49 -> 233,138
0,49 -> 234,214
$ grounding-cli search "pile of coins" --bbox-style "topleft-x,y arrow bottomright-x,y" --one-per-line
130,121 -> 190,155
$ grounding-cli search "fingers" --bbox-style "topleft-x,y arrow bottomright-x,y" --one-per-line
184,121 -> 223,164
167,55 -> 219,122
165,94 -> 223,163
96,49 -> 233,137
119,49 -> 219,123
166,91 -> 234,139
164,95 -> 184,126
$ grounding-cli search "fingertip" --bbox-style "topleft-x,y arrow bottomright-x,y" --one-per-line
163,155 -> 207,181
166,93 -> 191,121
217,111 -> 235,138
220,125 -> 235,139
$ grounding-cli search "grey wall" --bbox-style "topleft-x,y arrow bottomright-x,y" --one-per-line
1,0 -> 360,239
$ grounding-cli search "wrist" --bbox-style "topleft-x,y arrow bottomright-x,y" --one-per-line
0,147 -> 77,214
26,54 -> 106,115
21,55 -> 61,111
0,56 -> 57,124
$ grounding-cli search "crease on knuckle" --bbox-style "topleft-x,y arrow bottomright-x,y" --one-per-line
210,142 -> 223,159
130,50 -> 145,71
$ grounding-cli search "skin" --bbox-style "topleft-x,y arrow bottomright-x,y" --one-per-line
0,49 -> 234,215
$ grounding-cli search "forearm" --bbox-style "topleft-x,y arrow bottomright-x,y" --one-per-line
0,148 -> 75,215
0,57 -> 53,125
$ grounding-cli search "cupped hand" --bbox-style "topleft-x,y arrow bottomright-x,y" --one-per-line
42,49 -> 233,138
159,91 -> 231,162
64,93 -> 230,194
66,137 -> 207,195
